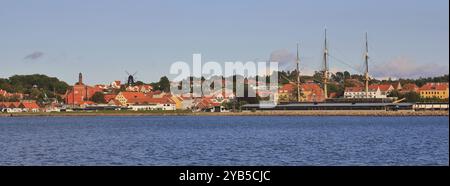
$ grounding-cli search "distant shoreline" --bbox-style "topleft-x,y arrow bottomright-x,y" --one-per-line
0,110 -> 448,117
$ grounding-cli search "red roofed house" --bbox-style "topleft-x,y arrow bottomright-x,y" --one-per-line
0,101 -> 40,112
371,84 -> 394,94
277,84 -> 294,103
114,91 -> 175,110
400,83 -> 419,94
194,97 -> 223,112
300,83 -> 325,102
391,82 -> 402,90
20,101 -> 40,112
0,102 -> 16,112
64,73 -> 103,106
0,102 -> 20,112
103,94 -> 117,103
419,82 -> 449,99
115,91 -> 147,105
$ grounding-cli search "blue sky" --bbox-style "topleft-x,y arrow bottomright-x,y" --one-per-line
0,0 -> 448,84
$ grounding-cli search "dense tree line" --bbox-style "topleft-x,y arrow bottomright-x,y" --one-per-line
0,74 -> 69,102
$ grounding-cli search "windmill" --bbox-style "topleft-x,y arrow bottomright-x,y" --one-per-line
125,71 -> 138,86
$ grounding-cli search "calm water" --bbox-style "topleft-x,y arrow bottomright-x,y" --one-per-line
0,116 -> 448,165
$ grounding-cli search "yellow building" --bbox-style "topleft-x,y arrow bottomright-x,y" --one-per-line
419,83 -> 449,99
170,95 -> 184,110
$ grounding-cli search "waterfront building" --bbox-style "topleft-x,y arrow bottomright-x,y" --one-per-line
64,73 -> 103,106
194,97 -> 224,112
419,82 -> 449,99
114,91 -> 176,110
20,101 -> 40,112
115,91 -> 147,106
344,84 -> 394,99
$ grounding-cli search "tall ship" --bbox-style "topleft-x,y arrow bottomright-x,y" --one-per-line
243,30 -> 414,111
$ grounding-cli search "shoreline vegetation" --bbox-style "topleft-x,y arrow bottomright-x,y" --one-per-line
1,110 -> 448,117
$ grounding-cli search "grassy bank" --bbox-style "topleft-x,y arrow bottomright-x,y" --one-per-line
0,110 -> 448,117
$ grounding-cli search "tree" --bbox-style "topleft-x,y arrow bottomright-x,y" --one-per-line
388,90 -> 400,98
332,72 -> 345,83
7,74 -> 69,94
343,71 -> 351,80
327,83 -> 344,97
91,92 -> 106,103
135,81 -> 145,86
152,76 -> 171,93
403,91 -> 421,103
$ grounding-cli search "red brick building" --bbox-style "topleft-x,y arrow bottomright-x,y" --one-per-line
64,73 -> 103,106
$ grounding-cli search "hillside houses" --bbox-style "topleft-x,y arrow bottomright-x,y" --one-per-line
1,71 -> 448,113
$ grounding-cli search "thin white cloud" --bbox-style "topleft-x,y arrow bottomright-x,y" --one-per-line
371,56 -> 449,79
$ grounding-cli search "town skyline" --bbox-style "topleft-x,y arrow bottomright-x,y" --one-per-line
1,0 -> 449,85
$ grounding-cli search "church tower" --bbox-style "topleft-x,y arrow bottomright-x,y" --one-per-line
78,72 -> 83,85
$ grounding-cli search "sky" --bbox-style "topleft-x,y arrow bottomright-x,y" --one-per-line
0,0 -> 448,85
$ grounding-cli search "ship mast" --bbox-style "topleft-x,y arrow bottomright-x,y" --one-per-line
364,32 -> 369,98
296,43 -> 301,102
322,29 -> 329,99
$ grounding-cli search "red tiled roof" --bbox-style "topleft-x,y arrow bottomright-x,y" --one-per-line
21,102 -> 40,109
391,82 -> 401,89
120,92 -> 147,100
345,87 -> 364,92
103,94 -> 117,102
0,102 -> 13,107
10,102 -> 21,108
126,94 -> 175,105
378,84 -> 394,92
419,83 -> 449,91
368,84 -> 393,92
279,84 -> 294,92
196,98 -> 219,109
301,83 -> 322,92
401,83 -> 418,92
